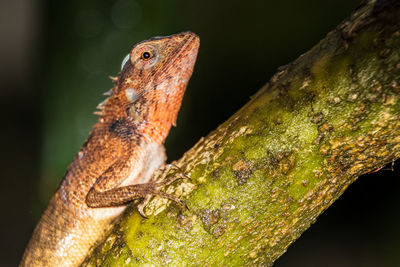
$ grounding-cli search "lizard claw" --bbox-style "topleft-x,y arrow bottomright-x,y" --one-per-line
155,191 -> 188,209
158,164 -> 191,187
137,191 -> 188,218
166,163 -> 191,179
137,195 -> 151,218
137,204 -> 148,218
171,198 -> 189,211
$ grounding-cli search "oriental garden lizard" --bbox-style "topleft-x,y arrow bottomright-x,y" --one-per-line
20,31 -> 200,267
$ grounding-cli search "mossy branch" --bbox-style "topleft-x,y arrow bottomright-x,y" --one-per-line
84,0 -> 400,266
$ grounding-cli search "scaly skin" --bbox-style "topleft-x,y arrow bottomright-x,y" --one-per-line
20,31 -> 199,267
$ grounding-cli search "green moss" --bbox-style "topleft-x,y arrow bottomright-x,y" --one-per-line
190,163 -> 207,180
288,151 -> 324,200
311,54 -> 334,83
123,213 -> 142,253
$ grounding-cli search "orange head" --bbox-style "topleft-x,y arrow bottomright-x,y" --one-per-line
102,31 -> 199,143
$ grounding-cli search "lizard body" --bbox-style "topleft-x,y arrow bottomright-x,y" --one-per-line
20,31 -> 199,267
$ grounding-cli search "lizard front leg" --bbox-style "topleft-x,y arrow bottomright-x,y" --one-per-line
86,182 -> 185,208
85,143 -> 184,209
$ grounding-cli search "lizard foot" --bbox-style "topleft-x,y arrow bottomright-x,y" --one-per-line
137,164 -> 190,217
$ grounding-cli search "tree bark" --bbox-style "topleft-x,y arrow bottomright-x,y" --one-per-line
83,0 -> 400,266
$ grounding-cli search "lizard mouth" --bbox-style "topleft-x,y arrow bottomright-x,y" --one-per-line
160,31 -> 200,76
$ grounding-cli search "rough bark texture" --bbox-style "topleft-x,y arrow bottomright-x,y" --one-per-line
83,0 -> 400,266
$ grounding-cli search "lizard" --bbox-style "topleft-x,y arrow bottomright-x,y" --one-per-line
20,31 -> 200,267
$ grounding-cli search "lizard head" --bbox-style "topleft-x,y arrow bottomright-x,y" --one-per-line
109,31 -> 199,142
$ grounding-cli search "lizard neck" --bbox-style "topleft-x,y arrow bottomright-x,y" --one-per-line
97,94 -> 175,145
141,120 -> 173,145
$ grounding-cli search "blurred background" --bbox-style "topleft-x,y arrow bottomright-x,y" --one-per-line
1,0 -> 399,266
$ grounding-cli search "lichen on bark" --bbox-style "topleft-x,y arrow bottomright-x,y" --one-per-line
83,0 -> 400,266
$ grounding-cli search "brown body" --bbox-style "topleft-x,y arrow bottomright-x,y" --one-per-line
20,32 -> 199,267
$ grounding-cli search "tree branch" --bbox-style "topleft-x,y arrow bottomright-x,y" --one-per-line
84,0 -> 400,265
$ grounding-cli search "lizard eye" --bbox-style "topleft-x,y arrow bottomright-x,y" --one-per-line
132,45 -> 157,68
121,53 -> 130,71
141,51 -> 153,61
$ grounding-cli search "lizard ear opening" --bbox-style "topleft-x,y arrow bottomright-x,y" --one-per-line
121,53 -> 130,71
125,88 -> 139,103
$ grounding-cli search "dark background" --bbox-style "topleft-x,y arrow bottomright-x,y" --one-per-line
2,0 -> 399,266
